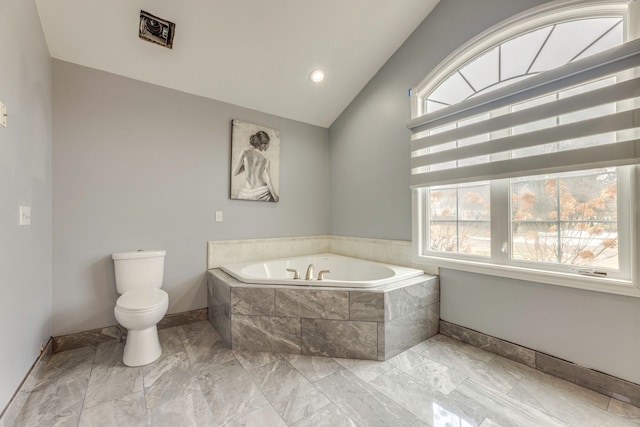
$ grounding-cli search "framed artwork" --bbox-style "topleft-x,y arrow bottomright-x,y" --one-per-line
230,120 -> 280,202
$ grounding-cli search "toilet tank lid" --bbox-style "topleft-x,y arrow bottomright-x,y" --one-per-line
112,250 -> 166,260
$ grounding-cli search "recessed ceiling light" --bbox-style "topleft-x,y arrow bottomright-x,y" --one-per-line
309,69 -> 325,83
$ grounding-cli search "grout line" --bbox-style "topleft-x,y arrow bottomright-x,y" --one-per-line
76,346 -> 98,425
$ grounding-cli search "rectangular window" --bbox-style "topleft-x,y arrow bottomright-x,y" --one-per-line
417,165 -> 631,290
510,168 -> 618,269
428,182 -> 491,256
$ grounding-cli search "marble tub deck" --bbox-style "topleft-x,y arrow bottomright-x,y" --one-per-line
208,269 -> 440,361
3,319 -> 639,427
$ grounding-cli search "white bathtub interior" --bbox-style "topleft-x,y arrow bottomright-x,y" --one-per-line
220,253 -> 424,288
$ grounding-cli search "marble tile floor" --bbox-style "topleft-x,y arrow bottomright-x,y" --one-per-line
6,320 -> 640,427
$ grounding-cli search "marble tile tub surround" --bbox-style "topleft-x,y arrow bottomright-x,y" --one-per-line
207,235 -> 438,274
207,269 -> 440,361
441,320 -> 640,409
4,320 -> 640,427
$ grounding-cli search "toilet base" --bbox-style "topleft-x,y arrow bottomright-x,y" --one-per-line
122,325 -> 162,367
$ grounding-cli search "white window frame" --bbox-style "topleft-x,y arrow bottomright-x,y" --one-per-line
410,0 -> 640,297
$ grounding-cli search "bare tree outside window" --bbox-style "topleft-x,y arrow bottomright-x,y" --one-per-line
511,169 -> 618,268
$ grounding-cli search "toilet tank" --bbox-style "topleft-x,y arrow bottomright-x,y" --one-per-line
112,250 -> 166,294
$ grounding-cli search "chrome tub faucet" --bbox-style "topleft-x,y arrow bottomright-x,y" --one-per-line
305,264 -> 314,280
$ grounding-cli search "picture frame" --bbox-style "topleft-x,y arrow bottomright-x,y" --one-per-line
230,120 -> 280,202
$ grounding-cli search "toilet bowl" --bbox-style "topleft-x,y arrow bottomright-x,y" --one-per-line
112,249 -> 168,367
114,288 -> 169,366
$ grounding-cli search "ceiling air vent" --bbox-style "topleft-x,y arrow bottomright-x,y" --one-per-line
139,10 -> 175,49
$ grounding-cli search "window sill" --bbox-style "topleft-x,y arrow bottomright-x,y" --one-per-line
414,254 -> 640,297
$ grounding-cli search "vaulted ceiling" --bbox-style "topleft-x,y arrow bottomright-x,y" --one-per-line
35,0 -> 440,127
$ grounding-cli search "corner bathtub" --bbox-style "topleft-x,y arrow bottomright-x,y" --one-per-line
219,253 -> 424,288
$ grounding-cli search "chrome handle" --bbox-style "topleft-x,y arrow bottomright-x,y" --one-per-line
317,270 -> 331,280
286,268 -> 300,279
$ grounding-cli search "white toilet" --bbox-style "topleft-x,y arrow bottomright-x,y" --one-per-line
112,249 -> 169,367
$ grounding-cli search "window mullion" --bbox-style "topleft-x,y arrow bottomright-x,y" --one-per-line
490,178 -> 509,263
556,166 -> 562,264
489,107 -> 511,263
617,166 -> 633,281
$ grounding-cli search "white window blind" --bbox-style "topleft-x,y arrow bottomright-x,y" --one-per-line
408,37 -> 640,188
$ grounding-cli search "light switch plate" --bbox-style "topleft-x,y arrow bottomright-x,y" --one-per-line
215,211 -> 223,222
19,206 -> 31,226
0,101 -> 6,128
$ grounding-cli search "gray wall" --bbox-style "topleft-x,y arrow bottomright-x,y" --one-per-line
0,0 -> 52,412
52,60 -> 330,335
329,0 -> 550,240
328,0 -> 640,384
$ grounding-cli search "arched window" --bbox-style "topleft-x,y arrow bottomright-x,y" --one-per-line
425,17 -> 623,113
409,0 -> 640,295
